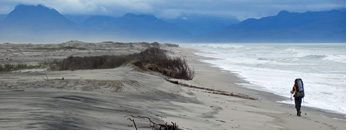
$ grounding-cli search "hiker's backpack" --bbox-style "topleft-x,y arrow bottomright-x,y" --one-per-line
294,78 -> 305,98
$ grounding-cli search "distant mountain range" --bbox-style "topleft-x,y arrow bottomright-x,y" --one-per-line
205,10 -> 346,43
0,4 -> 345,43
100,13 -> 192,41
163,14 -> 240,36
0,4 -> 80,42
1,4 -> 76,32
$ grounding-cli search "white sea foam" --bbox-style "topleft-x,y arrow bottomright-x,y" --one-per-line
324,55 -> 346,63
181,43 -> 346,114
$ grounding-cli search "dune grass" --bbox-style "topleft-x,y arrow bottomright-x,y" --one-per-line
0,64 -> 42,72
50,47 -> 194,80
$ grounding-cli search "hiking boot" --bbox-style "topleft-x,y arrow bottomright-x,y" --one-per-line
297,111 -> 301,117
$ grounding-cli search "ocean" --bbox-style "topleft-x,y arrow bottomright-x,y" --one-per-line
181,43 -> 346,114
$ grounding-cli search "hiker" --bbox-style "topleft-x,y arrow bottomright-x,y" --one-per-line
290,78 -> 305,116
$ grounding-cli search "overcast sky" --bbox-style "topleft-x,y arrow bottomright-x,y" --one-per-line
0,0 -> 346,20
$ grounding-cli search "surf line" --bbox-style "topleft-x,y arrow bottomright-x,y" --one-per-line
165,78 -> 257,100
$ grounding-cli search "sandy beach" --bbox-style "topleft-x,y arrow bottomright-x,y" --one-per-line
0,41 -> 345,130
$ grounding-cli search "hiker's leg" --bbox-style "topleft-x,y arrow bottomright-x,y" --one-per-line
299,98 -> 302,111
295,98 -> 301,116
294,98 -> 298,109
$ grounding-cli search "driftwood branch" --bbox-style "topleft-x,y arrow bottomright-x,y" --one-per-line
127,115 -> 179,130
165,78 -> 257,100
127,118 -> 138,130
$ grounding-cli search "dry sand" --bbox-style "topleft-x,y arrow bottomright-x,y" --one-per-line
0,41 -> 345,130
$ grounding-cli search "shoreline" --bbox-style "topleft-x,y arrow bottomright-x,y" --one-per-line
177,45 -> 346,119
166,45 -> 346,129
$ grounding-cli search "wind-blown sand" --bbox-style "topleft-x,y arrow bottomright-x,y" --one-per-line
0,41 -> 345,130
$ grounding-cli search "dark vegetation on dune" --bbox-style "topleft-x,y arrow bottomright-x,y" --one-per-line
50,47 -> 194,80
0,63 -> 48,72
